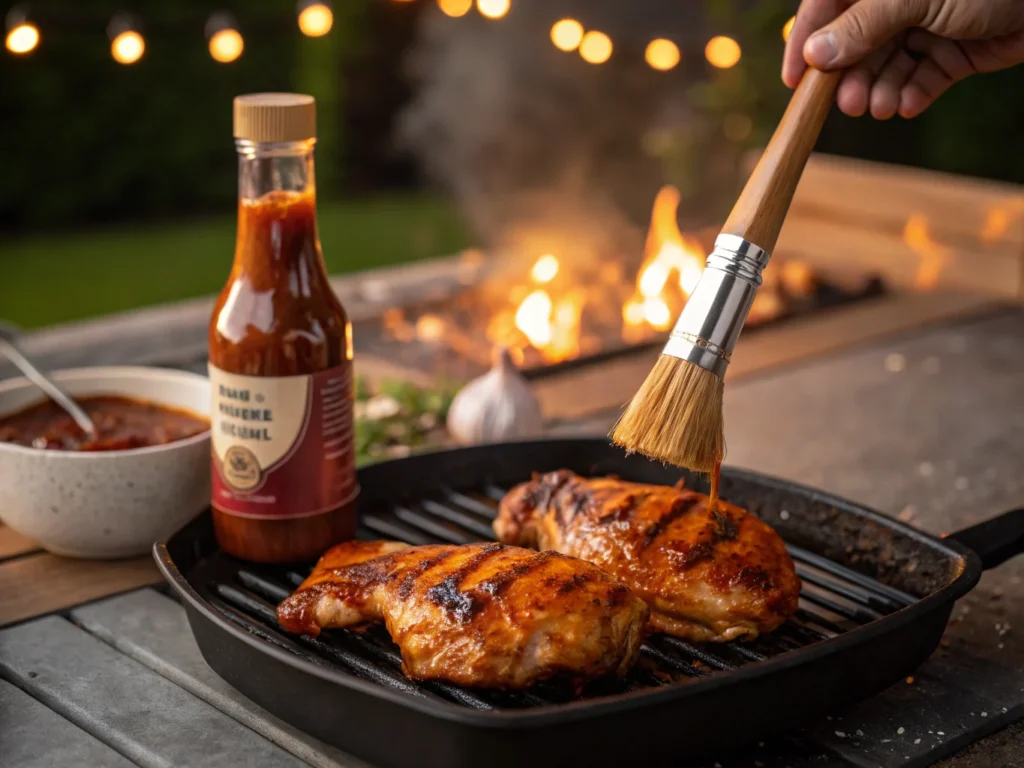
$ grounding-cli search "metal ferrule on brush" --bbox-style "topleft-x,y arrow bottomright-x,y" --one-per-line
661,234 -> 771,378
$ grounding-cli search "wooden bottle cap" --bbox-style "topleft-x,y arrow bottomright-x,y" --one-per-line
233,93 -> 316,143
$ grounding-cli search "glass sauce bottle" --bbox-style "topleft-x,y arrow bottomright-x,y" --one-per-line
208,93 -> 358,563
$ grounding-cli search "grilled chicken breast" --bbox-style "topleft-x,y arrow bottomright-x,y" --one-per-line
495,471 -> 800,642
277,540 -> 649,689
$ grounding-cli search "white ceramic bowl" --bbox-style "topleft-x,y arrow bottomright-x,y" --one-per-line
0,366 -> 210,559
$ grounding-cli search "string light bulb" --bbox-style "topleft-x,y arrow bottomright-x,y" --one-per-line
206,13 -> 243,64
438,0 -> 472,17
579,30 -> 612,64
645,38 -> 680,71
5,7 -> 39,55
550,19 -> 583,52
705,35 -> 741,69
297,0 -> 333,37
108,14 -> 144,65
782,16 -> 795,41
476,0 -> 510,20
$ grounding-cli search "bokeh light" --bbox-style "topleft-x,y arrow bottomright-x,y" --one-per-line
209,29 -> 243,63
723,113 -> 753,142
705,35 -> 741,69
298,3 -> 333,37
438,0 -> 472,17
550,19 -> 584,52
5,23 -> 38,55
645,38 -> 680,71
476,0 -> 510,20
111,31 -> 144,65
579,30 -> 612,65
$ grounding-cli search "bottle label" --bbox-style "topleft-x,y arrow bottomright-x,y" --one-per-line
209,363 -> 358,519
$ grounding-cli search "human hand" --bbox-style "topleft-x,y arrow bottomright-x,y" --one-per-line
782,0 -> 1024,118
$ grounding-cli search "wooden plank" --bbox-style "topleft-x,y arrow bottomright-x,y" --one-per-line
791,152 -> 1024,249
776,215 -> 1023,298
532,291 -> 1000,423
73,589 -> 368,768
0,615 -> 308,767
0,552 -> 161,627
0,678 -> 137,768
0,524 -> 39,561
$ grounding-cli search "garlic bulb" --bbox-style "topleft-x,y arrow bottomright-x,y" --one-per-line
446,347 -> 543,445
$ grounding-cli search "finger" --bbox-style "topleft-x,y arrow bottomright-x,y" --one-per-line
906,29 -> 975,80
899,32 -> 975,118
783,0 -> 847,88
870,48 -> 917,119
836,41 -> 896,117
836,69 -> 871,116
899,59 -> 957,119
957,31 -> 1024,74
804,0 -> 929,70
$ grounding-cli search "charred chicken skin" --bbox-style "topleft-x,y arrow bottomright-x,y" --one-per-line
277,540 -> 649,689
495,471 -> 800,642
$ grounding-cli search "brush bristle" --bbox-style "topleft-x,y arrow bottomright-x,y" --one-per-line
610,355 -> 725,473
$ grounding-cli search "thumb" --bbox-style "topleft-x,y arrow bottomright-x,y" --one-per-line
804,0 -> 927,68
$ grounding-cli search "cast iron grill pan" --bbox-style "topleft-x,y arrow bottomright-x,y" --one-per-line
155,438 -> 1024,768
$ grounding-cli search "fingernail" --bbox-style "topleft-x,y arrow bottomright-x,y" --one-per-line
806,31 -> 838,66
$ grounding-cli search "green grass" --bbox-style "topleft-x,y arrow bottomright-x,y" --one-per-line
0,195 -> 470,329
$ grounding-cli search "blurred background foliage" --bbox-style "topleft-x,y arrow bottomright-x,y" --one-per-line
2,0 -> 1021,234
0,0 -> 425,230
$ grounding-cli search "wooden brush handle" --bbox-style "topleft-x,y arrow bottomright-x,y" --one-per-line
720,67 -> 841,253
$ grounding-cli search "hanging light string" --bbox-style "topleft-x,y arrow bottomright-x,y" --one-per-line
4,1 -> 794,73
3,1 -> 336,62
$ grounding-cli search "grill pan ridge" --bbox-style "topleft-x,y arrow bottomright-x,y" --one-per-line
156,438 -> 1021,768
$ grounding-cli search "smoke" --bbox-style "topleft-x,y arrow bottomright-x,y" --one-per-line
397,0 -> 707,272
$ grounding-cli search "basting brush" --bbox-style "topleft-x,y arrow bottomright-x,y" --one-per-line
611,67 -> 841,473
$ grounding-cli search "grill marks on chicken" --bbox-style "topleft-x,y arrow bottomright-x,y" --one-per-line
277,540 -> 649,690
495,471 -> 801,643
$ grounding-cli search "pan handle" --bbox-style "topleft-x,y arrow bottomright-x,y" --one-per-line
944,508 -> 1024,571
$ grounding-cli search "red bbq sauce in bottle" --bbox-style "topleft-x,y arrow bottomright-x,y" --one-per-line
208,93 -> 357,562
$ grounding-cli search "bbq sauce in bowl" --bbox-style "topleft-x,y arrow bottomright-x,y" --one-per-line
0,394 -> 209,452
208,94 -> 358,563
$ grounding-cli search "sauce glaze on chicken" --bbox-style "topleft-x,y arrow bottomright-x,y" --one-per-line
277,540 -> 649,690
495,471 -> 801,642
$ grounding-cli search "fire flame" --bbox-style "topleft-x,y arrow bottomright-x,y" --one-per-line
981,197 -> 1024,244
487,186 -> 706,364
530,254 -> 559,283
624,185 -> 706,335
510,255 -> 584,361
515,290 -> 554,347
903,213 -> 949,290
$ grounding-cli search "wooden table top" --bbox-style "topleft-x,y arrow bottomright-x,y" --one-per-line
0,524 -> 162,628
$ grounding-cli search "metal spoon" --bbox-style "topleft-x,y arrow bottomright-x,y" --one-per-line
0,328 -> 97,437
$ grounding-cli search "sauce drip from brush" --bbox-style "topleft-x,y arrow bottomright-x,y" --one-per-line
709,461 -> 721,511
